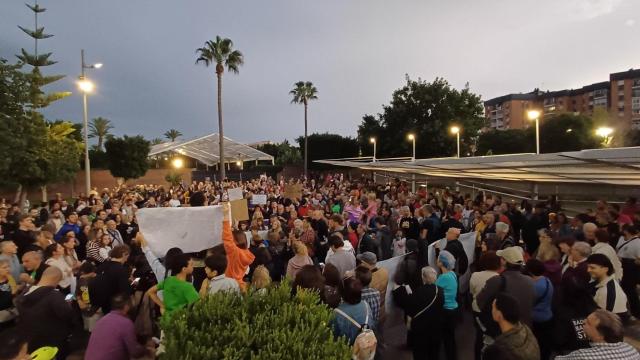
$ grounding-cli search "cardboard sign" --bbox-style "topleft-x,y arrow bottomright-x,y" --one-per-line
284,183 -> 302,200
228,188 -> 244,201
230,199 -> 249,221
251,194 -> 268,205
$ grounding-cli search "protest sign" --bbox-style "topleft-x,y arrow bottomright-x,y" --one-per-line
137,206 -> 223,256
228,188 -> 244,201
283,183 -> 302,200
251,194 -> 267,205
230,199 -> 249,221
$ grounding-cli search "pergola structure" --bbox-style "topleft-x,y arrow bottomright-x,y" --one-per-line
316,147 -> 640,200
149,133 -> 274,167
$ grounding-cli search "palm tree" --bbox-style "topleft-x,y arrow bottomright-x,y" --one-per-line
196,36 -> 244,181
150,138 -> 164,145
88,117 -> 113,151
164,129 -> 183,142
290,81 -> 318,178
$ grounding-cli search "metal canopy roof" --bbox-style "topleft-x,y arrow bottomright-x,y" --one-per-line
149,133 -> 274,166
316,147 -> 640,186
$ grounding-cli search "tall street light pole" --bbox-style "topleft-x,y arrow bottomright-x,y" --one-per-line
370,137 -> 377,162
450,126 -> 461,158
407,133 -> 416,162
527,110 -> 541,155
78,49 -> 102,197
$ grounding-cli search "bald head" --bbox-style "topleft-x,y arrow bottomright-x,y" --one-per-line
39,266 -> 62,287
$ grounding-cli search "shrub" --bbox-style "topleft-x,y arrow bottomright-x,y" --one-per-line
160,281 -> 351,359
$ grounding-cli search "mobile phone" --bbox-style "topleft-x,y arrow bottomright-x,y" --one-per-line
131,277 -> 141,285
65,294 -> 75,301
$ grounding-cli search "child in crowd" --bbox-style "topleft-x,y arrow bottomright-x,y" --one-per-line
199,254 -> 240,297
393,230 -> 407,257
75,262 -> 101,332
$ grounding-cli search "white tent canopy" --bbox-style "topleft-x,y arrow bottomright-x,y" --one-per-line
316,147 -> 640,186
149,133 -> 274,166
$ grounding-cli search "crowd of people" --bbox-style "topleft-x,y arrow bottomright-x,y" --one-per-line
0,173 -> 639,360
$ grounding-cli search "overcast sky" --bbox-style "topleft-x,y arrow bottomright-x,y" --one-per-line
1,0 -> 639,145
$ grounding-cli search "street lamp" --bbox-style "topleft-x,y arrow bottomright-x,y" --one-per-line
596,127 -> 614,146
450,126 -> 461,158
527,110 -> 541,155
79,49 -> 102,197
172,158 -> 184,169
407,134 -> 416,161
370,137 -> 377,162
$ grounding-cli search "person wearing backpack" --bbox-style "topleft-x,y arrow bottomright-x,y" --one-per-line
524,259 -> 554,360
393,266 -> 444,360
332,276 -> 376,359
477,247 -> 535,341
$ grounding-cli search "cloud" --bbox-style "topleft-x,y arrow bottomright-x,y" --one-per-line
626,19 -> 636,26
566,0 -> 623,20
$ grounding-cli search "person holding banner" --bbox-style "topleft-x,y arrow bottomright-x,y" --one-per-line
222,204 -> 255,291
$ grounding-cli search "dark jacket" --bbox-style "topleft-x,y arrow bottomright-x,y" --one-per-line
483,323 -> 540,360
393,283 -> 444,345
477,268 -> 536,327
562,261 -> 590,285
444,239 -> 469,276
376,226 -> 393,260
358,233 -> 377,256
16,286 -> 74,352
90,260 -> 132,314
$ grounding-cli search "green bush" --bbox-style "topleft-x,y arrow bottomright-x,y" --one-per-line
160,282 -> 351,360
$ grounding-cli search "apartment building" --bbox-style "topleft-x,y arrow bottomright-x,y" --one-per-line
610,69 -> 640,129
485,68 -> 638,130
484,93 -> 537,130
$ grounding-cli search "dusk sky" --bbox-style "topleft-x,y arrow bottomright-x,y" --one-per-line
1,0 -> 639,146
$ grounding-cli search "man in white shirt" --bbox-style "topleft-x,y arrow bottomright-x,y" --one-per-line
586,254 -> 628,318
617,224 -> 640,318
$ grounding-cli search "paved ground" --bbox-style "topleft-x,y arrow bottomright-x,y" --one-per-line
381,309 -> 475,360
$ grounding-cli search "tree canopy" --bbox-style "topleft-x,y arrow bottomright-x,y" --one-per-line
163,129 -> 182,142
104,135 -> 151,180
89,117 -> 113,151
255,141 -> 301,166
357,76 -> 485,159
295,133 -> 359,170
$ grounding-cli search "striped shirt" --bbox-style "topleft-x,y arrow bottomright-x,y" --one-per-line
361,287 -> 381,323
556,342 -> 640,360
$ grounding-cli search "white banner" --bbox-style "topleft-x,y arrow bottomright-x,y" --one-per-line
137,206 -> 224,256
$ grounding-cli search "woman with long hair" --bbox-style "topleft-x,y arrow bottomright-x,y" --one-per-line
44,243 -> 75,294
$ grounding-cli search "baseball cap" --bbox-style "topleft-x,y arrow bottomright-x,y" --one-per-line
496,246 -> 524,265
357,252 -> 377,265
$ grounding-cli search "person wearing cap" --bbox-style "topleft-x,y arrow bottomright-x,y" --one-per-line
357,251 -> 388,323
483,293 -> 540,360
586,254 -> 628,319
436,250 -> 458,360
477,246 -> 536,327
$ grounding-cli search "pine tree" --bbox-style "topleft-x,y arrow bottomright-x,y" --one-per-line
16,0 -> 70,109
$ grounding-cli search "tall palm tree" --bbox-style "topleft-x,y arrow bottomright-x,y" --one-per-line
196,36 -> 244,181
88,117 -> 113,151
164,129 -> 183,142
150,137 -> 164,145
290,81 -> 318,178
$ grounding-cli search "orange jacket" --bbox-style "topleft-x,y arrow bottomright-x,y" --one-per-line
222,220 -> 255,289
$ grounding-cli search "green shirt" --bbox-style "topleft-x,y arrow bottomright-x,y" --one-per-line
157,276 -> 199,314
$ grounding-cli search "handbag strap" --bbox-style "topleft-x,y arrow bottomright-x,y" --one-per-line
334,306 -> 368,330
413,285 -> 439,319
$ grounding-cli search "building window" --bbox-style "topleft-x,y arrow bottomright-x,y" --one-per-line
594,98 -> 607,107
633,79 -> 640,88
594,89 -> 607,98
618,80 -> 625,86
619,94 -> 625,101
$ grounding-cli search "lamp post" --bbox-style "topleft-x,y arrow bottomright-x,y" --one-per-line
370,137 -> 377,162
407,133 -> 416,161
527,110 -> 541,155
450,126 -> 461,158
596,127 -> 614,147
78,49 -> 102,196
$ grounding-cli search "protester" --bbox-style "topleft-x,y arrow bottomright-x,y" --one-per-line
286,241 -> 313,280
222,210 -> 255,291
592,229 -> 623,281
436,250 -> 458,360
0,259 -> 18,329
19,251 -> 48,286
326,234 -> 356,278
148,253 -> 199,315
393,266 -> 444,360
617,224 -> 640,318
43,243 -> 75,294
586,254 -> 629,318
76,262 -> 101,332
355,266 -> 381,323
332,277 -> 375,345
555,309 -> 640,359
0,241 -> 22,281
90,245 -> 132,314
524,259 -> 554,360
470,251 -> 501,359
16,267 -> 74,359
483,293 -> 540,360
200,253 -> 239,296
562,241 -> 592,285
85,294 -> 154,360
